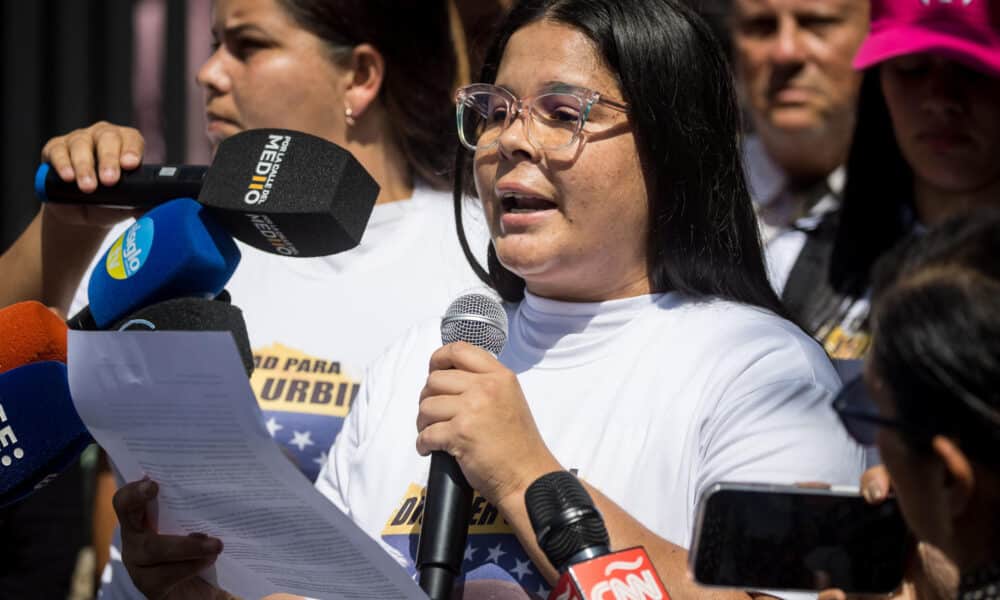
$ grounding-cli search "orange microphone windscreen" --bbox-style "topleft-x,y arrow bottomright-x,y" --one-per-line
0,301 -> 68,373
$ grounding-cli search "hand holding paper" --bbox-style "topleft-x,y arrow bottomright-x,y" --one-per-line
112,478 -> 228,599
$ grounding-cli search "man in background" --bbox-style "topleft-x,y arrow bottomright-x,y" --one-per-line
731,0 -> 868,282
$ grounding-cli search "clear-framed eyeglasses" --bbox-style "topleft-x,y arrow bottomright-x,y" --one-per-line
455,82 -> 629,152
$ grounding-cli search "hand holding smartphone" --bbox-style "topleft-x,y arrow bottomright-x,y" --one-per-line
689,482 -> 910,594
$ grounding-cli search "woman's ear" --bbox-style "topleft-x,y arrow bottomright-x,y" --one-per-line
932,435 -> 975,520
343,43 -> 386,121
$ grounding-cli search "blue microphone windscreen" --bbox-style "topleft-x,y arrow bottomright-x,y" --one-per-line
0,361 -> 92,508
87,198 -> 241,329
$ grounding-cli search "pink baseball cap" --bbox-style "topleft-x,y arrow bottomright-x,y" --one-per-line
853,0 -> 1000,77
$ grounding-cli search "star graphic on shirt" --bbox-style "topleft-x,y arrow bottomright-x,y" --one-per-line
486,542 -> 507,564
289,430 -> 315,452
511,558 -> 532,581
313,451 -> 328,467
265,416 -> 283,437
536,583 -> 550,598
464,543 -> 478,562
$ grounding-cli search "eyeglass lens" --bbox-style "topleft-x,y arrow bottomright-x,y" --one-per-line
460,91 -> 585,150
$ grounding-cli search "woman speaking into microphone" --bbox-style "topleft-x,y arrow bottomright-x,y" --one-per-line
112,0 -> 864,598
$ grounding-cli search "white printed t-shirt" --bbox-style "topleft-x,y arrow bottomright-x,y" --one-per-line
316,291 -> 866,598
226,185 -> 487,481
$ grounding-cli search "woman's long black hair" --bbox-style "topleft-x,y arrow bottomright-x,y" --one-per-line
454,0 -> 786,317
829,69 -> 915,294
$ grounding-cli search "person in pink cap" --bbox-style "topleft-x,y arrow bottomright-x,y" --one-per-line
773,0 -> 1000,363
810,1 -> 1000,598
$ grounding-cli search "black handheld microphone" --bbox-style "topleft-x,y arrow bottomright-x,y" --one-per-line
36,164 -> 205,206
416,292 -> 508,600
526,471 -> 671,600
110,294 -> 254,377
36,128 -> 379,257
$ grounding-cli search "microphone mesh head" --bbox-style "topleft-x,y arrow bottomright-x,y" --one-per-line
440,292 -> 508,355
525,471 -> 610,571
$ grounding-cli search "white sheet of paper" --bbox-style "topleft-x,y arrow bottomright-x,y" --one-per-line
68,330 -> 425,600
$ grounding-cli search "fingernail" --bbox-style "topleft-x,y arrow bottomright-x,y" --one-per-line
80,175 -> 95,188
101,167 -> 117,180
122,152 -> 139,164
203,538 -> 223,553
188,532 -> 208,539
863,482 -> 883,502
59,167 -> 75,180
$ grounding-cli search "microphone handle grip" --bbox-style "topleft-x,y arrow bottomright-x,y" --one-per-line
35,163 -> 206,207
66,305 -> 97,331
417,451 -> 475,600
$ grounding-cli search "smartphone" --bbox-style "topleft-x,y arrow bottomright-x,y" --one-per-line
689,482 -> 910,594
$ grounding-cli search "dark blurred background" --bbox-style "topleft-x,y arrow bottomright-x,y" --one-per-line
1,0 -> 214,254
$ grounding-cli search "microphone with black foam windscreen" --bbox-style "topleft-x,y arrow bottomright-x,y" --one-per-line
525,471 -> 671,600
111,294 -> 255,377
417,292 -> 508,600
36,128 -> 379,257
0,297 -> 256,508
68,197 -> 240,330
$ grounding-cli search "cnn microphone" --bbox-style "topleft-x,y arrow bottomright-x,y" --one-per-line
36,128 -> 379,257
416,292 -> 509,600
526,471 -> 671,600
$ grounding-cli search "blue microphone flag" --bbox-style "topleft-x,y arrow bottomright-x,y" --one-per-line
87,198 -> 241,329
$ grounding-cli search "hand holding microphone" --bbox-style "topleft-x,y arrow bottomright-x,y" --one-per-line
417,293 -> 558,510
37,122 -> 379,257
38,121 -> 146,228
416,293 -> 562,599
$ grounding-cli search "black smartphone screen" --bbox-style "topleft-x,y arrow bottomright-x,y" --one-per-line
691,487 -> 910,593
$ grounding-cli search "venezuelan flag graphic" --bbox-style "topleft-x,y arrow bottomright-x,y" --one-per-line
382,483 -> 551,599
250,343 -> 360,482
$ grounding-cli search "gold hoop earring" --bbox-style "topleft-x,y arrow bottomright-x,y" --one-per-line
345,106 -> 356,127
